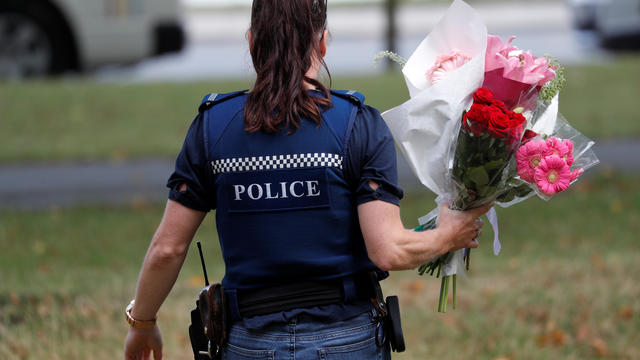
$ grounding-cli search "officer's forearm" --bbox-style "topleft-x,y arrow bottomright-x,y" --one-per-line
358,201 -> 450,271
368,227 -> 450,271
131,240 -> 190,321
131,200 -> 206,321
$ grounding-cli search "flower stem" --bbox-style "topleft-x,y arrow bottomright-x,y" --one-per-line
443,276 -> 450,313
452,274 -> 457,310
438,276 -> 446,312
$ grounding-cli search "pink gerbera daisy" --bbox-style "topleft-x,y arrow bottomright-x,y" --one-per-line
570,168 -> 584,181
534,155 -> 572,196
562,139 -> 575,166
545,137 -> 570,160
425,49 -> 471,84
516,140 -> 546,183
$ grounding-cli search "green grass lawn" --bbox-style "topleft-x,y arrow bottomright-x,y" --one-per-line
1,172 -> 638,359
1,55 -> 639,163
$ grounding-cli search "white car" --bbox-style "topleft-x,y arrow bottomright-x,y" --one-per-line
594,0 -> 640,48
0,0 -> 184,78
567,0 -> 602,29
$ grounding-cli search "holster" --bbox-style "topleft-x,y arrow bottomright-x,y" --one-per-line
368,273 -> 405,353
188,300 -> 210,360
189,283 -> 229,360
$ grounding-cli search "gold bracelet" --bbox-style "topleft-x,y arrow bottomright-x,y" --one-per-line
125,300 -> 157,329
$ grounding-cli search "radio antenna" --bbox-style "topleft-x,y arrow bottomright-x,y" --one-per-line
196,241 -> 210,286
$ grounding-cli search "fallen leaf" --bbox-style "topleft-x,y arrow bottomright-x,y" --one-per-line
591,337 -> 608,357
36,263 -> 52,273
188,275 -> 206,288
609,199 -> 622,213
408,280 -> 424,293
618,305 -> 633,320
439,314 -> 457,329
481,287 -> 494,297
536,333 -> 549,347
9,292 -> 21,306
8,342 -> 28,358
486,337 -> 496,351
32,240 -> 46,255
550,329 -> 568,346
545,319 -> 557,332
575,324 -> 590,343
536,328 -> 568,347
590,253 -> 605,270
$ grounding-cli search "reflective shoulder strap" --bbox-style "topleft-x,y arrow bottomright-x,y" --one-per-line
329,90 -> 365,152
199,90 -> 248,152
330,89 -> 365,106
198,90 -> 248,113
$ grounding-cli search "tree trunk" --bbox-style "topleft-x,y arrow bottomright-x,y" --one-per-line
385,0 -> 398,70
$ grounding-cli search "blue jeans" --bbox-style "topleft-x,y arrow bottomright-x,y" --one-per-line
221,310 -> 392,360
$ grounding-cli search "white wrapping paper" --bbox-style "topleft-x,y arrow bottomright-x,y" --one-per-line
383,0 -> 487,198
402,0 -> 488,98
382,1 -> 504,274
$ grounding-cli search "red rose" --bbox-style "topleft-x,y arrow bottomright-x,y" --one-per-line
473,88 -> 494,104
490,99 -> 505,108
463,103 -> 492,136
487,108 -> 511,137
522,129 -> 538,143
511,112 -> 526,124
465,89 -> 527,139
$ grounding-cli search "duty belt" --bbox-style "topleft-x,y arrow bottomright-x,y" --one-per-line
235,274 -> 377,318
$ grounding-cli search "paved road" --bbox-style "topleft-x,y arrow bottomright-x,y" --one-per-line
0,139 -> 637,210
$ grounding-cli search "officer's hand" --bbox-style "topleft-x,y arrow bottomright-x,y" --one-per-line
124,325 -> 163,360
436,203 -> 492,252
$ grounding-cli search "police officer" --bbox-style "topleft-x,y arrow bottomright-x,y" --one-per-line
123,1 -> 489,359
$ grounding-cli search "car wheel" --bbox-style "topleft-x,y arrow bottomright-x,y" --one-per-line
0,11 -> 54,78
0,0 -> 78,79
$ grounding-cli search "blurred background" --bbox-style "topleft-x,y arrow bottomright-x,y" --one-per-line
1,0 -> 638,359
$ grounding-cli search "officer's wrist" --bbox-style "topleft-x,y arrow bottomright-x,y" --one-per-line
432,227 -> 453,256
125,300 -> 157,329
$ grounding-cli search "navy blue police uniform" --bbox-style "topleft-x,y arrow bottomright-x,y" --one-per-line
167,89 -> 403,328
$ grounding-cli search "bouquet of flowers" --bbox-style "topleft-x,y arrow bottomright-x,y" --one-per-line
380,0 -> 599,312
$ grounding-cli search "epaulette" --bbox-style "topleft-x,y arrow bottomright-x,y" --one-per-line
330,90 -> 365,107
198,90 -> 248,113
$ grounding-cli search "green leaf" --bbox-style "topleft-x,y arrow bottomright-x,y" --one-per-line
478,185 -> 497,198
497,189 -> 516,203
484,159 -> 504,171
466,166 -> 490,187
515,184 -> 534,197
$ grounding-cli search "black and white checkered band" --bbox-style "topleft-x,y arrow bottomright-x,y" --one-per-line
212,153 -> 343,175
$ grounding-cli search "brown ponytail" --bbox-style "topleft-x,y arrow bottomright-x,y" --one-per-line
245,0 -> 332,134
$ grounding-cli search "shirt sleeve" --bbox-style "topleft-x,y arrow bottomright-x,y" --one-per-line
166,114 -> 215,212
344,104 -> 404,206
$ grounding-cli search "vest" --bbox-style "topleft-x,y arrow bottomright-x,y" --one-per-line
199,90 -> 378,297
